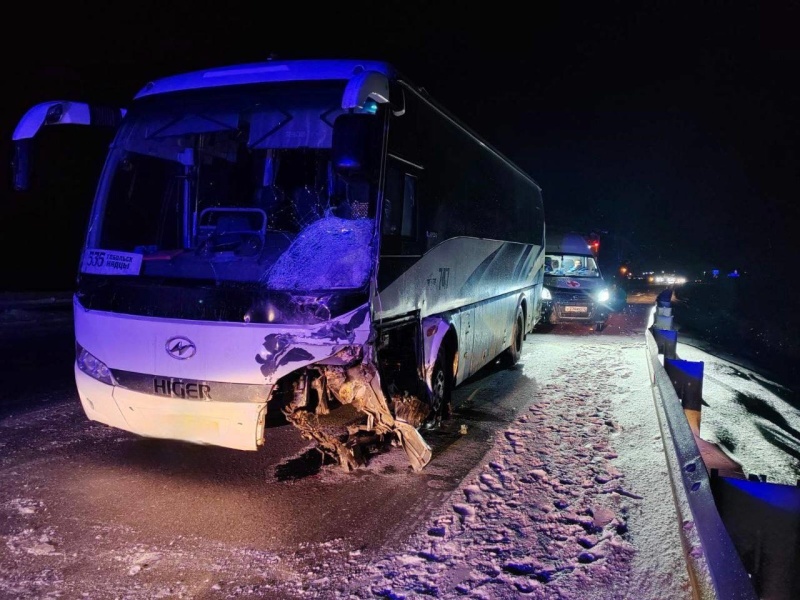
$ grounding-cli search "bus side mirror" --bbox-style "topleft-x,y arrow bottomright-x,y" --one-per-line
331,114 -> 379,175
11,139 -> 32,191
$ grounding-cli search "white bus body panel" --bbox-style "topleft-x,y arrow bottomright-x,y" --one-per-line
377,237 -> 543,382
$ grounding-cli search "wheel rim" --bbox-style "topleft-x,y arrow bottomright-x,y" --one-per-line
431,366 -> 446,413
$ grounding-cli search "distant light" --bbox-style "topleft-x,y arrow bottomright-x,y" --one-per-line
654,273 -> 684,285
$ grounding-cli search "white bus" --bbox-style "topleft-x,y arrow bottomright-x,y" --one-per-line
11,59 -> 546,471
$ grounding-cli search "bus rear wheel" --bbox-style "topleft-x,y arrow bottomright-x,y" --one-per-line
502,305 -> 524,366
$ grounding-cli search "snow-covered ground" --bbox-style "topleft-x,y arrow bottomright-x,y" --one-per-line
673,342 -> 800,486
2,291 -> 796,598
1,298 -> 706,599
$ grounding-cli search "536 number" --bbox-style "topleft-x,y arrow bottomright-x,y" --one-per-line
86,251 -> 105,267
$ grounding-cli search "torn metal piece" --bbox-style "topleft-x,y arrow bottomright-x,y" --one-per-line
392,393 -> 430,429
281,358 -> 433,472
284,408 -> 362,472
310,375 -> 331,415
327,362 -> 432,472
311,305 -> 370,342
283,372 -> 363,470
394,420 -> 433,471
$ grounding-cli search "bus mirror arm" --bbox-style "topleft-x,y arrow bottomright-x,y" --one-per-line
342,71 -> 405,116
11,139 -> 31,192
10,100 -> 125,193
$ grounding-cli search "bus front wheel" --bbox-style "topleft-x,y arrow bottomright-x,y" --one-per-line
424,346 -> 452,429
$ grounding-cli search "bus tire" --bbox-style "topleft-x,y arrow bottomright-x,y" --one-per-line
425,346 -> 452,429
503,304 -> 524,366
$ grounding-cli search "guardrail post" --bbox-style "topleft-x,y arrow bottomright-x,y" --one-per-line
664,357 -> 704,435
653,286 -> 675,330
654,313 -> 674,330
652,328 -> 678,359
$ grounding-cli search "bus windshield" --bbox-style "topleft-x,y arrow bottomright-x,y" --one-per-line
84,82 -> 379,290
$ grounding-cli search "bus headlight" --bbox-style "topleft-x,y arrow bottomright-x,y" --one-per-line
595,288 -> 610,303
542,287 -> 552,300
76,344 -> 116,385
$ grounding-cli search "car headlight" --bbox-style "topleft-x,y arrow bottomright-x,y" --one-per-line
76,344 -> 116,385
542,287 -> 552,300
595,288 -> 610,303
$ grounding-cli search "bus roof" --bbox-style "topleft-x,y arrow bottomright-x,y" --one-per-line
133,59 -> 397,100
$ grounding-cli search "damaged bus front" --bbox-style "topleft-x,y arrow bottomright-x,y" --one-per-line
12,59 -> 545,472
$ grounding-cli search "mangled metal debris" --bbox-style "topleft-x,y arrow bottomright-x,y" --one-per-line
281,361 -> 432,472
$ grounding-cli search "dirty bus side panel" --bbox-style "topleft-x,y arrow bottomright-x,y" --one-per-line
375,80 -> 545,408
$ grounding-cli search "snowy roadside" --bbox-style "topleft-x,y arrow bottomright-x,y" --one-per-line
320,309 -> 693,600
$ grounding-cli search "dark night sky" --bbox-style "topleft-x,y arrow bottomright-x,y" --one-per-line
2,2 -> 798,290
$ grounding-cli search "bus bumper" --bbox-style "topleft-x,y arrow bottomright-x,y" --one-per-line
75,367 -> 268,451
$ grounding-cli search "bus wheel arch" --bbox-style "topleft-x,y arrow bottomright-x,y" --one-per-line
421,319 -> 457,427
428,329 -> 456,425
519,296 -> 529,336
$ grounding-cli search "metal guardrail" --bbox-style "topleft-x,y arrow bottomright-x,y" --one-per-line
0,292 -> 73,310
645,325 -> 758,600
